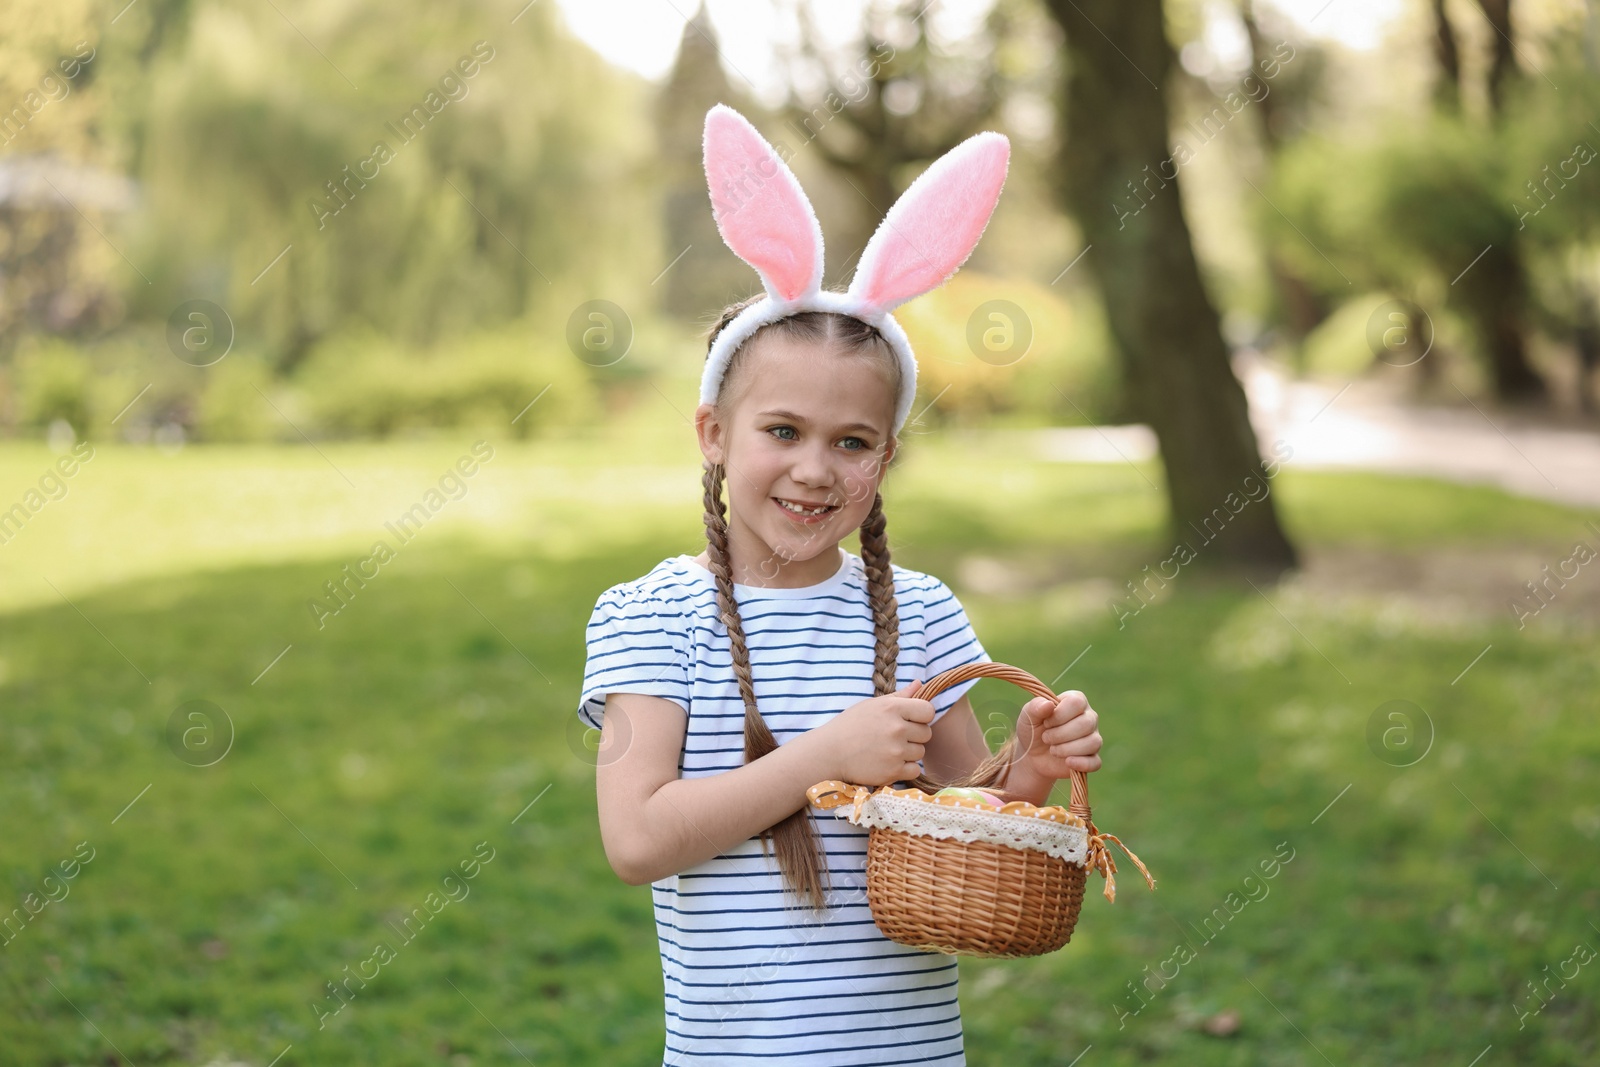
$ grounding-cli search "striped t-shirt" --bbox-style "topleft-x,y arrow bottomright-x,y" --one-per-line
579,548 -> 991,1066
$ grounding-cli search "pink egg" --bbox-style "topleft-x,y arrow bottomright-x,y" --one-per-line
976,791 -> 1003,807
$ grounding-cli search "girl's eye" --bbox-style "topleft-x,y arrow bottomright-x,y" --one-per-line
766,426 -> 870,451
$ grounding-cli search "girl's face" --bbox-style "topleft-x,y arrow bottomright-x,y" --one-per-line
695,330 -> 897,585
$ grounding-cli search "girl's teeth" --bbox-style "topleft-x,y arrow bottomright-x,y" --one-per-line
779,499 -> 830,515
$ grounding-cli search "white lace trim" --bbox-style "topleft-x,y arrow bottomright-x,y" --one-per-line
843,793 -> 1090,865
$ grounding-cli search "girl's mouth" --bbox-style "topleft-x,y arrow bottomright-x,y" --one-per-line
773,497 -> 838,524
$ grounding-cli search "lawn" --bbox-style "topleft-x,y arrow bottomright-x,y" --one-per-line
1,428 -> 1596,1066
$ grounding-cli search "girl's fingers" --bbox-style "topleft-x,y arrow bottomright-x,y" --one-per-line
1042,708 -> 1098,745
1027,695 -> 1082,724
1022,696 -> 1054,718
1053,691 -> 1089,717
1049,730 -> 1102,757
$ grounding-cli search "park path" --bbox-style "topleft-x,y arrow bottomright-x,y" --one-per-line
1023,357 -> 1600,510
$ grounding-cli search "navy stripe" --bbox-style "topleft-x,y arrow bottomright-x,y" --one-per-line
659,966 -> 953,991
667,991 -> 959,1025
662,1034 -> 964,1061
662,961 -> 958,988
664,973 -> 958,1007
664,1014 -> 962,1045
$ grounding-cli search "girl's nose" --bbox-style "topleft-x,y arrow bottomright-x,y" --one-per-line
789,441 -> 835,490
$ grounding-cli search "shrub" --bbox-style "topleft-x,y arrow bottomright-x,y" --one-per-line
291,322 -> 600,440
195,353 -> 281,442
895,271 -> 1117,428
9,338 -> 93,434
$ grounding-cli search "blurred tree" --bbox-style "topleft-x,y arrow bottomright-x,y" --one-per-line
653,3 -> 764,320
1431,0 -> 1464,113
115,0 -> 655,374
1265,1 -> 1566,406
0,5 -> 117,359
1236,0 -> 1330,344
0,156 -> 132,356
1041,0 -> 1297,570
1476,0 -> 1518,114
1460,0 -> 1546,402
1499,32 -> 1600,413
773,0 -> 1006,266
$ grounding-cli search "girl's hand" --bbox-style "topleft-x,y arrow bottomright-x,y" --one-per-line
817,682 -> 936,786
1015,690 -> 1102,781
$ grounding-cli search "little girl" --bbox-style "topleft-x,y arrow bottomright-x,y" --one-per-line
577,105 -> 1104,1066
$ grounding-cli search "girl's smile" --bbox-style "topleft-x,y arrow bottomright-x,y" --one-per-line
772,495 -> 839,522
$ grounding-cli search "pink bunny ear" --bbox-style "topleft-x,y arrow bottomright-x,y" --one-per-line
848,131 -> 1010,313
703,104 -> 824,303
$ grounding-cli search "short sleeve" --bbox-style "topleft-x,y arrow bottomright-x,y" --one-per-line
577,587 -> 691,730
921,578 -> 991,718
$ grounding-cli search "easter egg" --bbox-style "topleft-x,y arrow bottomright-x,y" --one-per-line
935,787 -> 1002,808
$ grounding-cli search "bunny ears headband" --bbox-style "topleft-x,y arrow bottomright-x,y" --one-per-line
700,103 -> 1011,436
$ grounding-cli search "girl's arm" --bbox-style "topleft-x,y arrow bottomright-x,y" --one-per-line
928,687 -> 1100,806
594,691 -> 840,886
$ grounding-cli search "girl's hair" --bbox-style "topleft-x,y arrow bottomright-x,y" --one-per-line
702,294 -> 1027,913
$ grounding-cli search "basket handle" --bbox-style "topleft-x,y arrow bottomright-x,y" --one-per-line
911,661 -> 1157,900
908,661 -> 1090,821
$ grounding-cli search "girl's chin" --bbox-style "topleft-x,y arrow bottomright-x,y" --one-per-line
761,532 -> 833,559
756,522 -> 853,566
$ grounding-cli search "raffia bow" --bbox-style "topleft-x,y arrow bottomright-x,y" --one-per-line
1083,818 -> 1157,902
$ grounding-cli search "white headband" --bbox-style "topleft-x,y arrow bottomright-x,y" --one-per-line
699,104 -> 1011,436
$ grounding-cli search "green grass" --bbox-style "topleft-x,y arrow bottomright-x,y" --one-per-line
1,434 -> 1597,1066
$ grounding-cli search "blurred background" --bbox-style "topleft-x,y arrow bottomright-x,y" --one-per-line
2,0 -> 1597,1064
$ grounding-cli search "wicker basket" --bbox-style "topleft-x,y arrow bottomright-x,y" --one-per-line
806,661 -> 1154,958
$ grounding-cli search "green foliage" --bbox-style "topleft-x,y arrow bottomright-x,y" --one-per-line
1498,60 -> 1600,247
898,271 -> 1119,428
194,353 -> 281,443
1266,60 -> 1600,384
290,323 -> 600,440
1298,293 -> 1488,393
8,337 -> 93,431
1292,295 -> 1380,379
114,0 -> 657,365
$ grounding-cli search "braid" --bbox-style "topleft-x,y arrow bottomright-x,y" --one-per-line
703,463 -> 763,733
858,490 -> 899,699
703,461 -> 833,913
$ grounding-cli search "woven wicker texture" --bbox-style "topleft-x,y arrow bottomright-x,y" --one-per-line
807,661 -> 1154,958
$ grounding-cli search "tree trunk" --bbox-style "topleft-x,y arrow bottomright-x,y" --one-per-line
1432,0 -> 1464,113
1464,244 -> 1546,401
1469,0 -> 1546,403
1042,0 -> 1297,571
1476,0 -> 1517,113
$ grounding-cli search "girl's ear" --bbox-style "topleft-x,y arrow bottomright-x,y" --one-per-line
694,402 -> 725,466
878,436 -> 897,475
